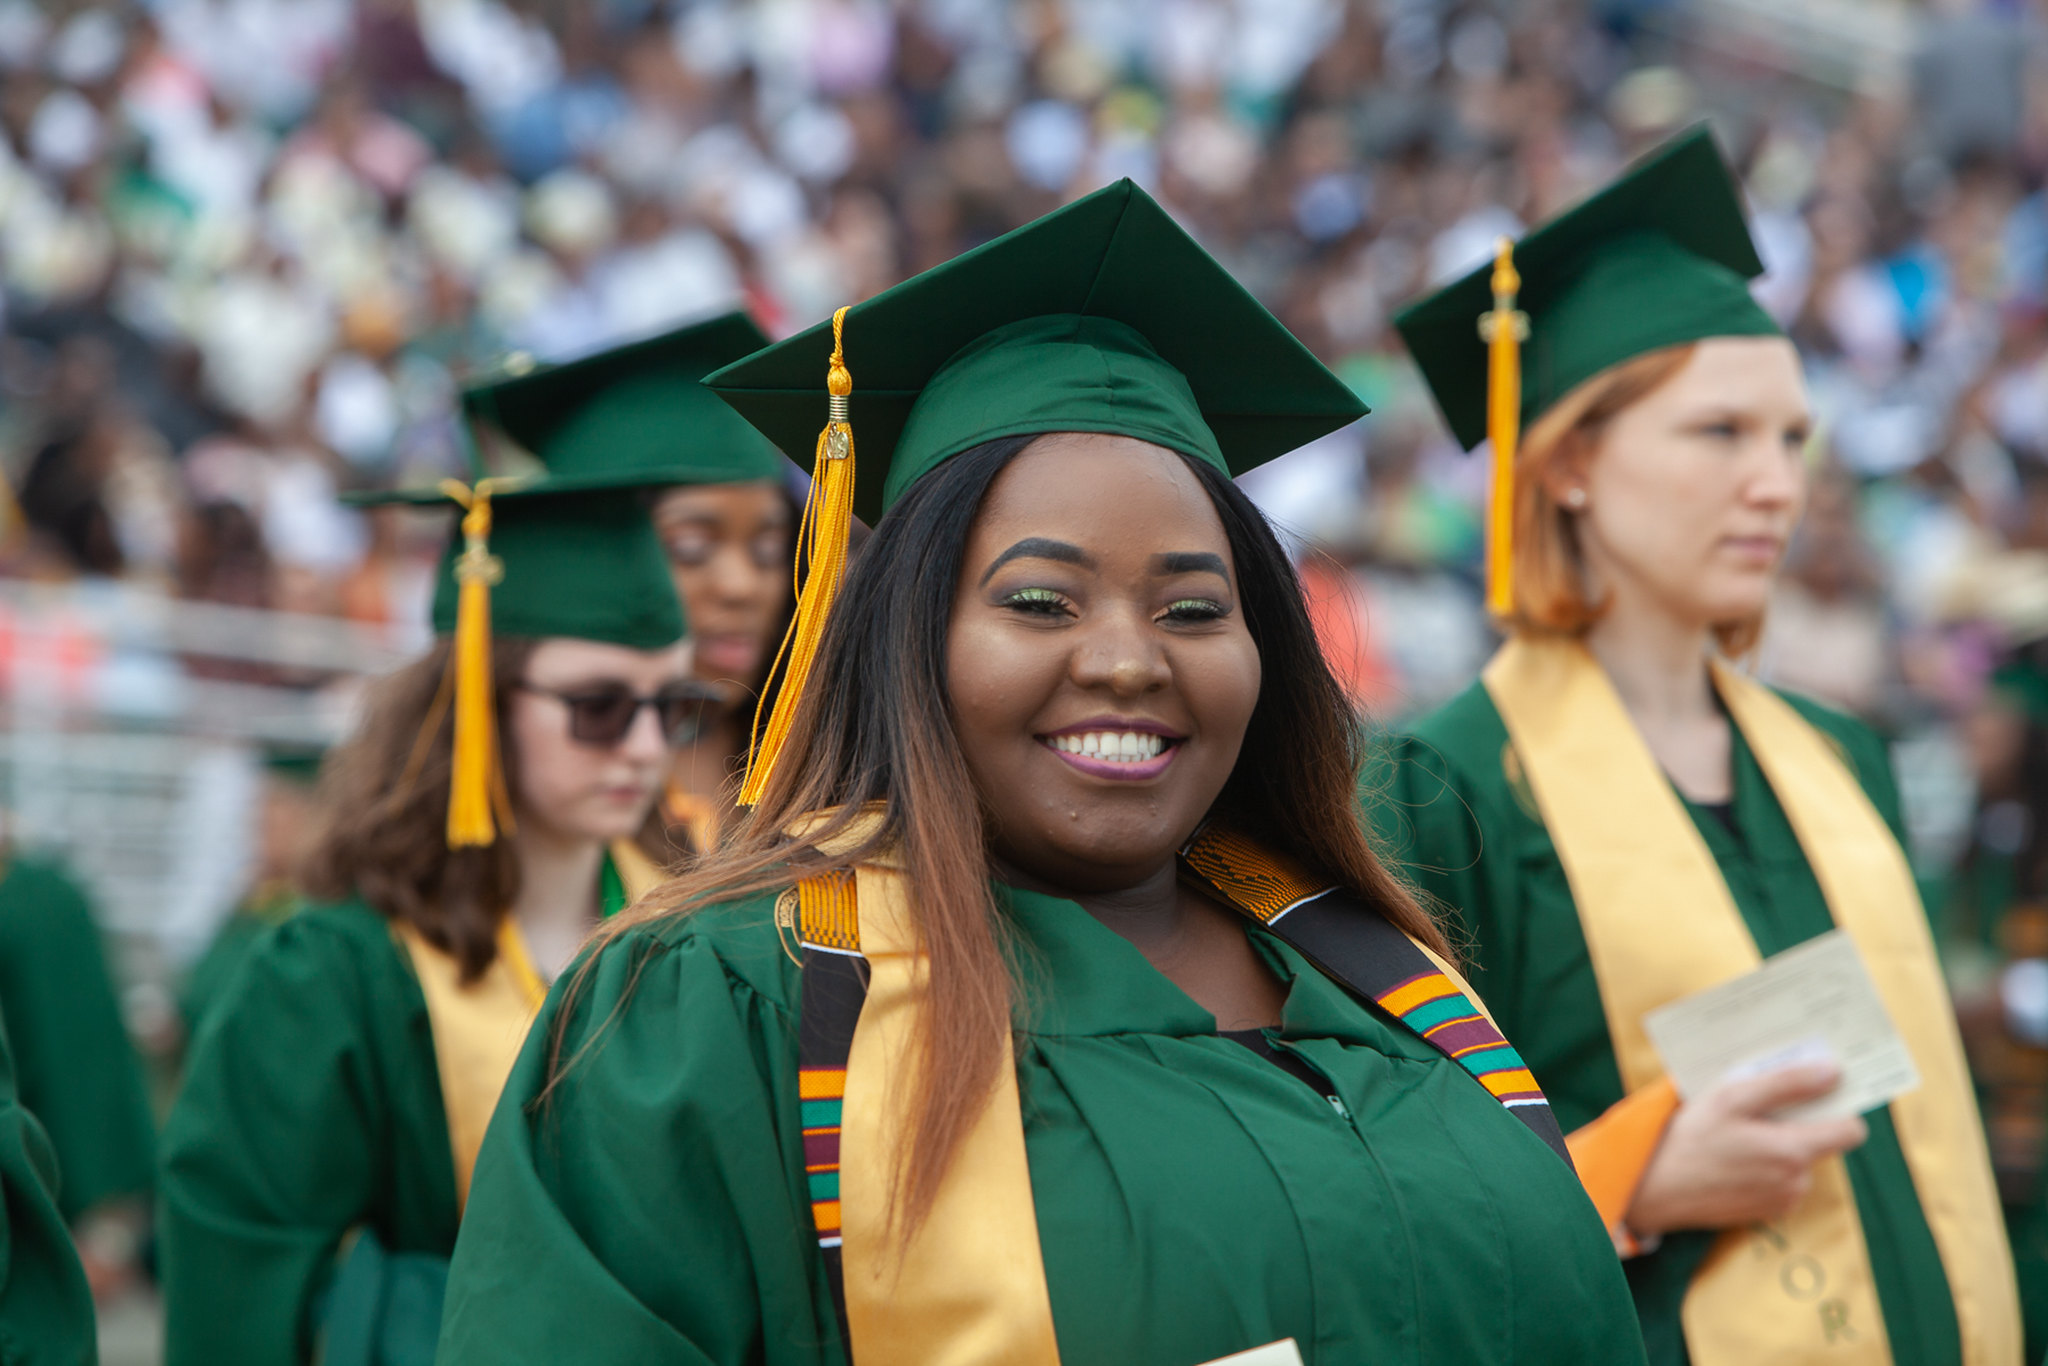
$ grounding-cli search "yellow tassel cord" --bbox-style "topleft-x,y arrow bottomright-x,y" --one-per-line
738,307 -> 858,806
438,478 -> 516,847
1478,236 -> 1529,618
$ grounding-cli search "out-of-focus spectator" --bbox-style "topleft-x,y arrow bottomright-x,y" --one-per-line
178,742 -> 325,1040
1760,464 -> 1893,719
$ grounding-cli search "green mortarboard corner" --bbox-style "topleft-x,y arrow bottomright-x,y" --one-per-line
1395,124 -> 1783,451
462,310 -> 791,491
260,741 -> 326,786
704,178 -> 1369,524
1993,661 -> 2048,723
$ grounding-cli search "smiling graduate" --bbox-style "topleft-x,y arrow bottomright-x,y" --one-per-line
434,179 -> 1643,1366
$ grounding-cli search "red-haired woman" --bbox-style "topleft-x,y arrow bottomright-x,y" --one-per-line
1375,127 -> 2017,1365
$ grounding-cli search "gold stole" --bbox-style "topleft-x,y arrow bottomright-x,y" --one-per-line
397,839 -> 665,1210
819,823 -> 1486,1366
1483,634 -> 2018,1365
836,853 -> 1062,1366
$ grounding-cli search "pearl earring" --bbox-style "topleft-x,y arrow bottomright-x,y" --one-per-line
1565,488 -> 1587,509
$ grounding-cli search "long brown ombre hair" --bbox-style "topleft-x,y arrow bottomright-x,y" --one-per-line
578,434 -> 1447,1231
303,635 -> 669,980
1505,342 -> 1769,656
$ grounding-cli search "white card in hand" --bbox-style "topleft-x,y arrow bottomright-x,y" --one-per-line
1198,1341 -> 1305,1366
1642,929 -> 1920,1122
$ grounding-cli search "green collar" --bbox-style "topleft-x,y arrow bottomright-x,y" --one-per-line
994,883 -> 1395,1049
600,852 -> 628,920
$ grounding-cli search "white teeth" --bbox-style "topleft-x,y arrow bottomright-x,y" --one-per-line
1047,730 -> 1169,763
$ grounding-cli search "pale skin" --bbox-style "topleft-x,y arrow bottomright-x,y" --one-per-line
1547,335 -> 1868,1236
945,434 -> 1285,1030
651,482 -> 793,832
502,636 -> 692,980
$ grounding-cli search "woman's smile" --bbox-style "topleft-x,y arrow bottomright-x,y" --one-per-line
1038,718 -> 1187,780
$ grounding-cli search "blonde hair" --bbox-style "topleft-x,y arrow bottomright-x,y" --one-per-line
1503,342 -> 1764,657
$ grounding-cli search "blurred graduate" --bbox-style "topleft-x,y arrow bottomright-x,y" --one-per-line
158,353 -> 712,1363
0,852 -> 155,1303
1375,126 -> 2020,1365
457,313 -> 798,856
0,1014 -> 99,1364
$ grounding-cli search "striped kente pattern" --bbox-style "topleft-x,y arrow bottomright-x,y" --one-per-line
1180,825 -> 1327,923
795,872 -> 862,1252
797,869 -> 860,953
799,1064 -> 845,1248
1376,969 -> 1547,1108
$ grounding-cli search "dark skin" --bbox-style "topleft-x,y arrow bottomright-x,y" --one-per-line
652,481 -> 793,824
945,434 -> 1287,1031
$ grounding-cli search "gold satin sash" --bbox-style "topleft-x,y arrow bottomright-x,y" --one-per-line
398,840 -> 666,1211
1483,634 -> 2018,1365
836,853 -> 1063,1366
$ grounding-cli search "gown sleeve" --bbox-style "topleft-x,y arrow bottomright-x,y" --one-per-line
436,915 -> 841,1366
0,1015 -> 96,1366
0,859 -> 155,1220
158,913 -> 407,1366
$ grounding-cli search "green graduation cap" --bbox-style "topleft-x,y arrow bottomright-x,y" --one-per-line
463,310 -> 791,491
702,177 -> 1364,803
1392,124 -> 1781,616
704,177 -> 1368,525
423,488 -> 686,650
1395,124 -> 1780,451
349,483 -> 686,849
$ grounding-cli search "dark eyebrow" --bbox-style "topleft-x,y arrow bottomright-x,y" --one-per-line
1153,551 -> 1229,580
979,537 -> 1097,585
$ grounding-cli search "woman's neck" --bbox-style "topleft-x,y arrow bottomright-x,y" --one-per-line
507,822 -> 607,982
1580,583 -> 1733,803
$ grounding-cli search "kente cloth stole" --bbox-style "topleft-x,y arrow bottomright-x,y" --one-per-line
785,828 -> 1572,1365
398,839 -> 665,1211
784,853 -> 1063,1366
1483,633 -> 2019,1366
1178,824 -> 1570,1162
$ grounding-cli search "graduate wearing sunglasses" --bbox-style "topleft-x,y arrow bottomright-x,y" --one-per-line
159,481 -> 695,1366
453,313 -> 799,857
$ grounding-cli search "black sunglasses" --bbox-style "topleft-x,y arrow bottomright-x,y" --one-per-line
515,680 -> 725,748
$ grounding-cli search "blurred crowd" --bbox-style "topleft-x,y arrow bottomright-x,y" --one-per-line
8,0 -> 2048,1070
1,0 -> 2045,714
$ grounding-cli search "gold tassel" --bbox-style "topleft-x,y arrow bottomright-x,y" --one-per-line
438,478 -> 515,847
1478,236 -> 1529,618
739,306 -> 857,807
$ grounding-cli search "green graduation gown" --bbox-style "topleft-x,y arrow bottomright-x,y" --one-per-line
437,883 -> 1644,1365
159,899 -> 460,1366
1369,680 -> 1962,1366
0,856 -> 155,1222
179,884 -> 301,1039
0,1014 -> 97,1365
